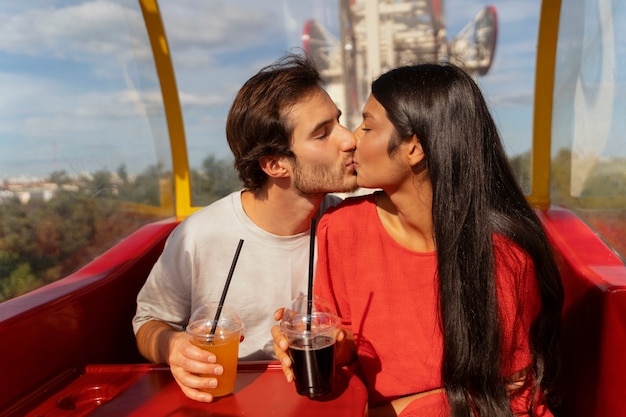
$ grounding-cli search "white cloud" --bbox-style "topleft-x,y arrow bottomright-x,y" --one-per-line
0,1 -> 146,59
159,1 -> 281,54
179,91 -> 225,108
0,0 -> 545,176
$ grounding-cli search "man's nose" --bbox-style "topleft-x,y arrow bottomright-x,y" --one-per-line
341,127 -> 356,151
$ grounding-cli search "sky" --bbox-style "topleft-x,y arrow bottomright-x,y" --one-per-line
0,0 -> 581,179
158,0 -> 544,165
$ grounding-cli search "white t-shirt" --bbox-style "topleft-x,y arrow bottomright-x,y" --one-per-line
133,190 -> 340,360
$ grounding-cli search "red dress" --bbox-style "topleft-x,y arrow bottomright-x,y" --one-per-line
314,194 -> 553,416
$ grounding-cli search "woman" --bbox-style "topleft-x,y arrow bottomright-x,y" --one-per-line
273,63 -> 563,416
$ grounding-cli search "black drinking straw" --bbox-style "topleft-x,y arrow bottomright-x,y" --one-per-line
306,218 -> 317,331
210,239 -> 244,335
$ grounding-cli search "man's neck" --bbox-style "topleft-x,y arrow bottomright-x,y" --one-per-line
240,187 -> 325,236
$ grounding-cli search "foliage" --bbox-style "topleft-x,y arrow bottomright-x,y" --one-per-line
117,163 -> 164,206
550,148 -> 626,260
0,155 -> 241,303
191,156 -> 241,206
2,148 -> 623,303
509,151 -> 531,195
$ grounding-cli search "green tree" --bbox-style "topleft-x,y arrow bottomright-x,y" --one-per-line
90,169 -> 114,198
0,251 -> 20,282
191,155 -> 241,206
509,151 -> 531,195
0,154 -> 243,302
117,163 -> 163,206
117,164 -> 129,185
48,170 -> 70,186
0,263 -> 39,300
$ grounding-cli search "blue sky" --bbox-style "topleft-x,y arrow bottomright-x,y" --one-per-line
158,0 -> 544,165
0,0 -> 545,179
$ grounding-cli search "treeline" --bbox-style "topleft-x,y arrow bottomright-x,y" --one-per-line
509,149 -> 626,209
2,150 -> 625,302
510,149 -> 626,257
0,155 -> 241,302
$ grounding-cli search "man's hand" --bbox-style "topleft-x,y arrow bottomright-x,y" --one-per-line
167,330 -> 225,402
136,320 -> 224,402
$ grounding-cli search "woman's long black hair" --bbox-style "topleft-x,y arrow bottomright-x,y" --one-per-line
371,63 -> 563,416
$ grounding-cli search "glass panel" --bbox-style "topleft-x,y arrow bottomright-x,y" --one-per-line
0,0 -> 552,301
0,0 -> 175,301
468,1 -> 541,194
160,0 -> 540,205
552,0 -> 626,262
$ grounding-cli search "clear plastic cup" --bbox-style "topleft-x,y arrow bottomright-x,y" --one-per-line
186,302 -> 244,397
280,295 -> 339,398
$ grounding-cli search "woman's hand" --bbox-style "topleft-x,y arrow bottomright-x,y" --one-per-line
334,327 -> 356,367
271,308 -> 357,383
271,308 -> 295,382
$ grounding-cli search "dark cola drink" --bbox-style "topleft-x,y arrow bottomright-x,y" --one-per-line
288,335 -> 335,398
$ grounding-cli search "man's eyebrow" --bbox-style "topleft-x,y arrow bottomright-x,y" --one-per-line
310,109 -> 342,134
310,118 -> 333,134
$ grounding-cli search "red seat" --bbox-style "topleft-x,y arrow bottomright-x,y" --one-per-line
537,208 -> 626,417
0,219 -> 178,416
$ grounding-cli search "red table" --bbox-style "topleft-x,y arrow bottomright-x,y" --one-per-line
25,362 -> 368,416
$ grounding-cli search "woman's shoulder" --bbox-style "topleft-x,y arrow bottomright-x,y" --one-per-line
319,193 -> 375,229
317,192 -> 378,236
493,234 -> 531,263
494,234 -> 535,277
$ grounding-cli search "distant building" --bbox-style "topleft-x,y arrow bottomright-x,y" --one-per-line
0,180 -> 59,205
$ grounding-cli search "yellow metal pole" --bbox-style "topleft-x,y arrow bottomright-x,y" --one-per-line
529,0 -> 562,210
139,0 -> 193,219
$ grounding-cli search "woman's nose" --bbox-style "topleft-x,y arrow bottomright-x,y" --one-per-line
352,126 -> 363,144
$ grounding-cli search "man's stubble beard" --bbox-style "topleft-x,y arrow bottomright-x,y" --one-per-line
292,159 -> 358,195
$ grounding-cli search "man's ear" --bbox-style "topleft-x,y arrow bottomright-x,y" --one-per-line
407,135 -> 425,167
259,155 -> 290,178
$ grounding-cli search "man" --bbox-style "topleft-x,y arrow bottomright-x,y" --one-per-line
132,53 -> 358,402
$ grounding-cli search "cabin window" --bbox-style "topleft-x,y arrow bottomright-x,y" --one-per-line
0,0 -> 175,302
550,0 -> 626,262
471,2 -> 542,195
0,0 -> 556,302
159,1 -> 540,205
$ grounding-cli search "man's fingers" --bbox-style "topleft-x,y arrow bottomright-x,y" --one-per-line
274,307 -> 286,321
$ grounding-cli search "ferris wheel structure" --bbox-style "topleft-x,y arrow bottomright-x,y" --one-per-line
303,0 -> 498,129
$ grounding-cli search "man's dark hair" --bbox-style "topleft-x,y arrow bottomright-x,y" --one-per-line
226,53 -> 322,191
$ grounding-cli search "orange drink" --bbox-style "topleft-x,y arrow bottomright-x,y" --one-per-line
188,322 -> 242,397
